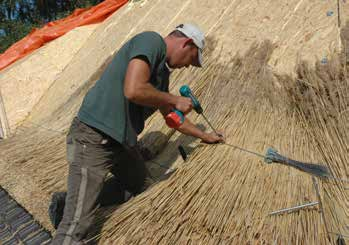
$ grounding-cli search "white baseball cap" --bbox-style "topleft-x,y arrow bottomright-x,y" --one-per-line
175,23 -> 205,67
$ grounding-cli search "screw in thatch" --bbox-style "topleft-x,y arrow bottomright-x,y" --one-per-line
321,57 -> 328,64
327,10 -> 334,17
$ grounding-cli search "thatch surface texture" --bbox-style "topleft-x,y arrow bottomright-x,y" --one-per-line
96,41 -> 349,244
0,0 -> 347,135
0,0 -> 348,244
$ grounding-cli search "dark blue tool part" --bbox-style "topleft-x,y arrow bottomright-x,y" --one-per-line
179,85 -> 203,114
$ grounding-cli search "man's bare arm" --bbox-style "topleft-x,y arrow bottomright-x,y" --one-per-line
159,108 -> 224,143
124,58 -> 192,114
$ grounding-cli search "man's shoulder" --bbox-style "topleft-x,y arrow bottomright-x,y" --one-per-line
131,31 -> 164,45
135,31 -> 162,39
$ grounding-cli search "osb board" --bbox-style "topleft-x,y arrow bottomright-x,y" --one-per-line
0,24 -> 98,136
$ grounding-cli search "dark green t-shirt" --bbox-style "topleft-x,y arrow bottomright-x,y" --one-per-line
78,31 -> 170,146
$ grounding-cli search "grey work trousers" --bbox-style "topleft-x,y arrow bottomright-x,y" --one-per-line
51,117 -> 146,245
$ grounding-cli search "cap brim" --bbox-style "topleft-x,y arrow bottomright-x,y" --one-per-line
193,49 -> 203,67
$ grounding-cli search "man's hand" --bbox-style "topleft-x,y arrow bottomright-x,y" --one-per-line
175,96 -> 193,115
170,116 -> 225,144
201,132 -> 225,144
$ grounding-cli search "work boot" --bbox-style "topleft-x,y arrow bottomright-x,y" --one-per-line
48,192 -> 66,229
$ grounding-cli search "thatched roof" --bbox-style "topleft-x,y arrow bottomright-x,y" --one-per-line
96,40 -> 349,244
0,0 -> 348,244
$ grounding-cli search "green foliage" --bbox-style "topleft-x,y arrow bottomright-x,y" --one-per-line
0,0 -> 104,53
0,19 -> 37,52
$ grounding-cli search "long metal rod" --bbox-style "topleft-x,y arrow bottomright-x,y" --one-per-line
223,143 -> 266,159
200,113 -> 220,136
269,201 -> 319,216
312,177 -> 331,239
198,106 -> 273,160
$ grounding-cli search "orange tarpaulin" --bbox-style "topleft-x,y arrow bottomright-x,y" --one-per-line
0,0 -> 128,71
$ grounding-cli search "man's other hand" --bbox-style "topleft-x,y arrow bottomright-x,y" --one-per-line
201,131 -> 225,144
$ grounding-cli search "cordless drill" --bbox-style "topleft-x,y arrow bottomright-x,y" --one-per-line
165,85 -> 201,128
165,85 -> 219,136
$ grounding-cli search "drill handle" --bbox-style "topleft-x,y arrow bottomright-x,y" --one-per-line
189,94 -> 203,114
179,85 -> 203,114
